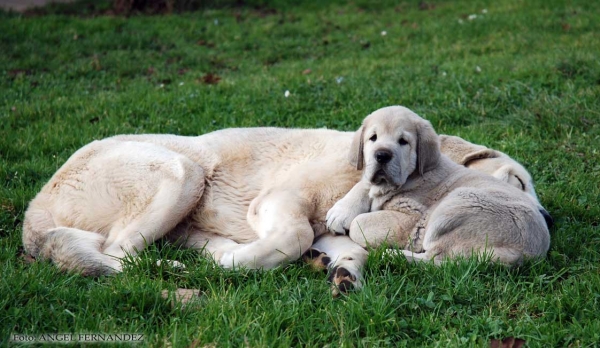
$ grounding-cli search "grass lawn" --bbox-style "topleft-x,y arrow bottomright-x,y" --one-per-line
1,0 -> 599,346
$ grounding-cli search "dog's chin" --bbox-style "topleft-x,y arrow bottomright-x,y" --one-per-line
370,167 -> 405,189
371,169 -> 389,186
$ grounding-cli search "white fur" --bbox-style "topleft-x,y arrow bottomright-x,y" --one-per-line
23,129 -> 362,276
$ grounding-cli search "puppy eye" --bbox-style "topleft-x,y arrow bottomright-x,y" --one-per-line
398,138 -> 408,145
369,134 -> 377,142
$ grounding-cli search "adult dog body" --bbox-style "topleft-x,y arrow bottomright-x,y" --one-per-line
327,106 -> 550,265
23,128 -> 365,276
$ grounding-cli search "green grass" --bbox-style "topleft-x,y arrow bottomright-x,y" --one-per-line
1,0 -> 599,346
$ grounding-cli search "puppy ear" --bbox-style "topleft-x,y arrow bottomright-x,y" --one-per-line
416,119 -> 441,175
461,148 -> 499,166
349,125 -> 365,170
492,165 -> 526,191
439,134 -> 494,165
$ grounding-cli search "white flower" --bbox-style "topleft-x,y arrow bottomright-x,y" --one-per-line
442,71 -> 447,77
336,76 -> 344,84
458,19 -> 464,24
381,31 -> 387,36
284,90 -> 290,98
159,83 -> 165,88
214,19 -> 219,25
475,66 -> 482,73
468,14 -> 477,20
179,82 -> 184,86
482,9 -> 488,14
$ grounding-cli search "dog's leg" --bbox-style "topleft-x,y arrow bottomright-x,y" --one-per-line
349,209 -> 422,248
394,249 -> 443,265
101,153 -> 205,262
307,234 -> 368,296
170,230 -> 241,263
218,189 -> 314,269
326,180 -> 372,235
24,140 -> 206,275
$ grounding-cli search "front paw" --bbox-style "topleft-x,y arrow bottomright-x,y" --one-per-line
326,203 -> 356,235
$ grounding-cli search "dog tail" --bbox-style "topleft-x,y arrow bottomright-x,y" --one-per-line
23,206 -> 120,276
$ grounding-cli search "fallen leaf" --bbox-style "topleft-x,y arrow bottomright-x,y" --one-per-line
197,40 -> 215,48
17,247 -> 35,264
562,23 -> 571,31
490,337 -> 526,348
91,55 -> 101,71
234,12 -> 243,23
22,253 -> 36,264
161,289 -> 201,309
8,69 -> 33,78
302,69 -> 312,75
200,73 -> 221,85
418,1 -> 436,10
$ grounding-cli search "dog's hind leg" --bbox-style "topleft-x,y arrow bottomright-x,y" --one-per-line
23,206 -> 121,276
168,230 -> 241,263
218,189 -> 315,269
23,140 -> 205,275
306,234 -> 368,296
100,151 -> 206,262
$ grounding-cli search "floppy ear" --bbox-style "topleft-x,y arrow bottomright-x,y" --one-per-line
349,125 -> 365,170
492,165 -> 526,191
439,134 -> 493,164
461,148 -> 499,166
416,119 -> 441,175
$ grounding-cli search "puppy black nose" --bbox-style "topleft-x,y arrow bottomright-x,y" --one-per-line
375,150 -> 392,164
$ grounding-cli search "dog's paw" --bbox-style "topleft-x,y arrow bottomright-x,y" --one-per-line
156,259 -> 187,270
302,249 -> 331,271
219,252 -> 236,269
328,265 -> 361,297
326,202 -> 356,235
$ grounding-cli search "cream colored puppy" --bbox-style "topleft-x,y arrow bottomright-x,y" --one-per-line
23,128 -> 367,283
327,106 -> 550,265
440,135 -> 553,228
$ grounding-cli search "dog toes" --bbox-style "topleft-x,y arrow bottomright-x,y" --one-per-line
302,249 -> 331,271
328,266 -> 357,297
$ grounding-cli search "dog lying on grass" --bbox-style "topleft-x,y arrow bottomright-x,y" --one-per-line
322,106 -> 550,292
22,128 -> 366,281
22,106 -> 551,295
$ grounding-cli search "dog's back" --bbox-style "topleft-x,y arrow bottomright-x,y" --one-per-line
417,157 -> 550,264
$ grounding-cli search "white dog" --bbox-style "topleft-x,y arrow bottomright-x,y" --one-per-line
22,128 -> 367,288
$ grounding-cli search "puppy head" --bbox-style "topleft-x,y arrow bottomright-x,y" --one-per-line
350,106 -> 440,188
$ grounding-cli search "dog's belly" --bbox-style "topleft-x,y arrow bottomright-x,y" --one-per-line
189,166 -> 263,243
